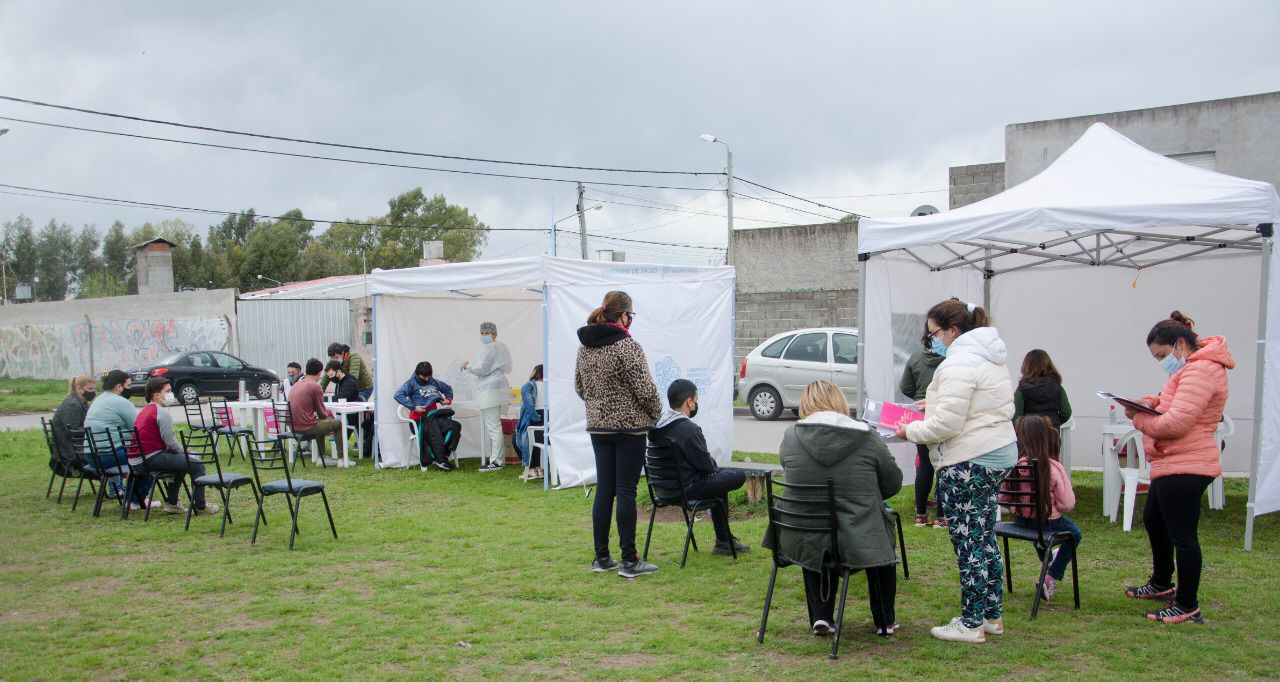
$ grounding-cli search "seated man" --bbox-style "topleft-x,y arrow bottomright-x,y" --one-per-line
134,376 -> 218,516
648,379 -> 749,555
393,361 -> 460,472
287,358 -> 343,464
326,360 -> 374,459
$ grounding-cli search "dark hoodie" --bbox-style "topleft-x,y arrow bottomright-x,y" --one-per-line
763,412 -> 903,571
900,350 -> 944,402
574,323 -> 662,433
649,409 -> 716,484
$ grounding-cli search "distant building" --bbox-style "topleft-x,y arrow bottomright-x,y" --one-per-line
133,237 -> 177,295
950,91 -> 1280,208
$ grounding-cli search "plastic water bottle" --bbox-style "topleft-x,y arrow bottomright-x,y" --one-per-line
1109,404 -> 1118,425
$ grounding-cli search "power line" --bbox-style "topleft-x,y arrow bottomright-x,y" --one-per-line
0,94 -> 718,177
755,188 -> 948,199
0,115 -> 719,192
735,176 -> 866,218
732,192 -> 844,222
587,197 -> 789,225
559,228 -> 724,251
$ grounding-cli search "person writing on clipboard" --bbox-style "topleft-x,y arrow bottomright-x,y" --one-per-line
1121,311 -> 1234,626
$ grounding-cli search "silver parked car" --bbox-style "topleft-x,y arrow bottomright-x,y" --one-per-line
737,327 -> 860,420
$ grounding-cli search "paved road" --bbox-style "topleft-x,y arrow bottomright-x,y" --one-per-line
0,404 -> 189,432
732,412 -> 920,479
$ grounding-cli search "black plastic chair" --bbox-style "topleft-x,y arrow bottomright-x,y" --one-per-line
62,426 -> 99,510
207,397 -> 253,462
641,445 -> 737,568
758,476 -> 852,660
995,463 -> 1081,619
43,417 -> 88,503
270,402 -> 325,471
181,430 -> 265,537
884,506 -> 910,580
79,427 -> 137,518
183,399 -> 214,438
123,428 -> 188,522
246,438 -> 337,550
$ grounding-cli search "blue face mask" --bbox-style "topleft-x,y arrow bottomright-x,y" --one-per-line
480,336 -> 493,345
1159,350 -> 1185,375
930,337 -> 948,358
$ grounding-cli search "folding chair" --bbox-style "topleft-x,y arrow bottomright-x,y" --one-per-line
758,476 -> 854,660
641,444 -> 737,568
122,428 -> 189,523
995,463 -> 1081,620
208,397 -> 253,463
182,399 -> 214,438
63,426 -> 99,510
181,430 -> 265,537
43,417 -> 88,503
883,506 -> 910,580
270,401 -> 326,471
246,438 -> 337,550
79,428 -> 137,518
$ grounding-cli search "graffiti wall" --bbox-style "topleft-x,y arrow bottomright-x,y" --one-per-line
0,289 -> 236,379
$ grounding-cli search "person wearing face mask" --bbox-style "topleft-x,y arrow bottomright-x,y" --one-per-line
1121,310 -> 1233,625
576,290 -> 663,577
895,299 -> 1016,643
134,377 -> 219,516
649,379 -> 749,556
321,343 -> 373,401
462,322 -> 513,472
50,375 -> 97,481
900,327 -> 946,528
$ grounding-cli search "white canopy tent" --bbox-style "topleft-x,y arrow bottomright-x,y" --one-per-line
368,256 -> 736,487
856,123 -> 1280,549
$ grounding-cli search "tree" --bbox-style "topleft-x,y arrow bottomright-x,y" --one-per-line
71,225 -> 102,294
238,216 -> 309,290
102,220 -> 130,280
78,271 -> 127,299
384,188 -> 488,265
206,210 -> 257,289
34,219 -> 76,301
3,215 -> 37,301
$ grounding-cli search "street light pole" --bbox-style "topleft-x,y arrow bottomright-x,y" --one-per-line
577,182 -> 589,259
700,134 -> 734,265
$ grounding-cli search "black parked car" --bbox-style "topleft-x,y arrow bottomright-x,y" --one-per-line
126,350 -> 279,405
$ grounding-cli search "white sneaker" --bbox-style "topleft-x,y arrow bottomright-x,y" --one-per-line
983,618 -> 1004,635
930,617 -> 986,643
811,620 -> 833,636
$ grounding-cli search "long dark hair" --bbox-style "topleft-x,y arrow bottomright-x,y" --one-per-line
587,290 -> 632,325
1146,310 -> 1198,351
1020,349 -> 1062,383
1016,415 -> 1060,521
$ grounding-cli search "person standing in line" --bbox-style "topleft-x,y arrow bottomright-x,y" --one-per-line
896,299 -> 1016,643
50,375 -> 96,479
768,381 -> 902,637
900,328 -> 945,528
575,291 -> 663,578
463,322 -> 513,473
1123,311 -> 1232,625
1013,349 -> 1073,428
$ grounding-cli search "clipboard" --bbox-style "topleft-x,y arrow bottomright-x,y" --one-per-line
1097,391 -> 1161,416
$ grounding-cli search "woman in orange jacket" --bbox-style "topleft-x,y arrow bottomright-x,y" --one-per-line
1122,311 -> 1233,625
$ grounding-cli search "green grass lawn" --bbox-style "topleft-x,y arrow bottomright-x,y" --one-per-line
2,429 -> 1278,680
0,377 -> 148,415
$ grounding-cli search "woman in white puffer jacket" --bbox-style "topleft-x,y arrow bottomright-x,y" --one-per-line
895,299 -> 1016,644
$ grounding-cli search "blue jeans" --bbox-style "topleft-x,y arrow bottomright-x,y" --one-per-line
102,447 -> 152,505
1014,515 -> 1082,581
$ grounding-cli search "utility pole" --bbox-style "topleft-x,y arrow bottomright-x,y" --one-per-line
576,183 -> 589,259
725,147 -> 735,266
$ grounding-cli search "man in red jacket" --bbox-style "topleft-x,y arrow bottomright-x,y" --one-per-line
287,358 -> 342,463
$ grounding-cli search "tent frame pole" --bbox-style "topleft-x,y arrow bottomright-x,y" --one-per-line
541,281 -> 552,491
856,252 -> 869,417
1246,223 -> 1274,550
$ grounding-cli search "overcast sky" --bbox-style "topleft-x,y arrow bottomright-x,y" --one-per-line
1,1 -> 1277,266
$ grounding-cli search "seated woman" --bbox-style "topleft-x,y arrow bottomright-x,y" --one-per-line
393,361 -> 459,472
50,375 -> 96,478
514,364 -> 545,479
134,377 -> 218,516
766,380 -> 904,637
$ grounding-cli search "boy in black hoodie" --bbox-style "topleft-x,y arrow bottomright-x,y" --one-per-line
648,379 -> 749,555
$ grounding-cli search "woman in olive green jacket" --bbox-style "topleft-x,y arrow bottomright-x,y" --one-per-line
764,381 -> 904,637
901,340 -> 945,526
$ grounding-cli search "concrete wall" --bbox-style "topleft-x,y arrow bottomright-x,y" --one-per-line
732,223 -> 859,358
949,162 -> 1006,209
1005,91 -> 1280,188
734,223 -> 858,294
0,289 -> 236,379
136,247 -> 175,295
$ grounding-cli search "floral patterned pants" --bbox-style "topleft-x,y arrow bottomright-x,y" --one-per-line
938,460 -> 1011,628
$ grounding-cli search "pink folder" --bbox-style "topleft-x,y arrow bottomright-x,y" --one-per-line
879,402 -> 924,430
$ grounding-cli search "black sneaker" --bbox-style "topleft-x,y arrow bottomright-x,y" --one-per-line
712,538 -> 750,556
1125,580 -> 1176,600
591,557 -> 620,573
432,460 -> 454,472
617,558 -> 659,578
1146,603 -> 1204,624
479,461 -> 504,473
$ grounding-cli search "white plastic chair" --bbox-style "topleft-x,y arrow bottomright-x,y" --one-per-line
1208,415 -> 1234,511
396,405 -> 420,450
1109,429 -> 1149,531
1059,417 -> 1076,475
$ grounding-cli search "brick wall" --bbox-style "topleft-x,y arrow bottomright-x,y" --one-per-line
949,162 -> 1005,209
735,289 -> 859,359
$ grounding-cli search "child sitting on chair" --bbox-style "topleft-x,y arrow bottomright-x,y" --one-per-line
1008,415 -> 1081,601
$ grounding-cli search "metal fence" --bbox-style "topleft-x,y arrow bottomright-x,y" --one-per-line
235,299 -> 352,377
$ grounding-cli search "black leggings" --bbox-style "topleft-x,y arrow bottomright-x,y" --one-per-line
804,565 -> 897,629
913,444 -> 935,515
1144,474 -> 1213,610
590,433 -> 647,561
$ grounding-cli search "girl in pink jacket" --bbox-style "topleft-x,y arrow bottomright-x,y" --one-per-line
1123,311 -> 1233,625
1004,415 -> 1079,603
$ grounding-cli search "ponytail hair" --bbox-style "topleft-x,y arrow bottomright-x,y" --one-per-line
926,297 -> 991,336
1146,310 -> 1199,350
587,290 -> 633,325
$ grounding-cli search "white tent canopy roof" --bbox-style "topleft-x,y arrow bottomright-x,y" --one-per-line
859,123 -> 1280,258
370,256 -> 734,295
